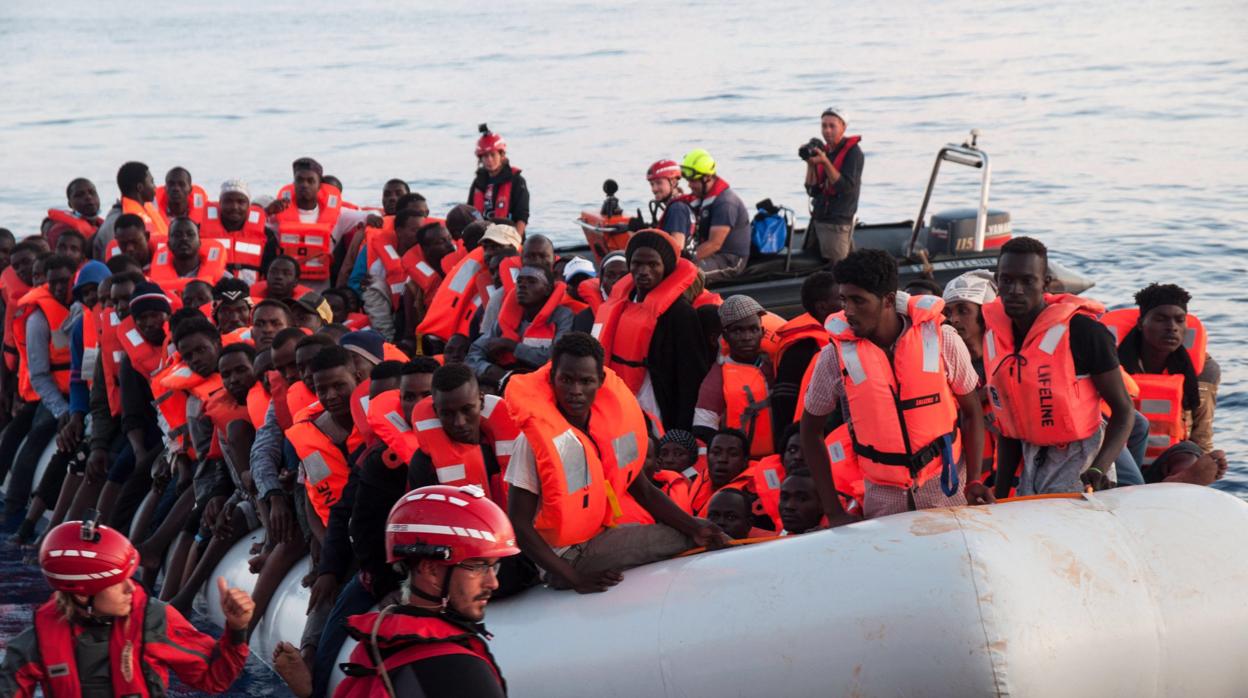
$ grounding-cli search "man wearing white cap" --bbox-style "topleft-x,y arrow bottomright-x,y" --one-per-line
201,179 -> 273,286
803,107 -> 864,265
942,270 -> 996,380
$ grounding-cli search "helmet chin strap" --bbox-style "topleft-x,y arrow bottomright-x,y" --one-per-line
408,564 -> 455,611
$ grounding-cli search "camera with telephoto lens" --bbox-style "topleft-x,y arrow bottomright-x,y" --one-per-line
798,138 -> 824,161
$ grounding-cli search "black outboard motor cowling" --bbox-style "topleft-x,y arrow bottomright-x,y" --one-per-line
927,208 -> 1011,255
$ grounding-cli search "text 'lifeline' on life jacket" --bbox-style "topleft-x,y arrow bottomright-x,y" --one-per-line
983,294 -> 1105,446
504,363 -> 648,548
1101,307 -> 1208,463
827,293 -> 961,490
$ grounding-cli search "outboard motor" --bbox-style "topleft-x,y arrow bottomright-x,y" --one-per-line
927,208 -> 1011,256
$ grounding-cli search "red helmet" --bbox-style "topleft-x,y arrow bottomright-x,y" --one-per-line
647,159 -> 682,182
386,485 -> 520,565
39,519 -> 139,595
475,130 -> 507,157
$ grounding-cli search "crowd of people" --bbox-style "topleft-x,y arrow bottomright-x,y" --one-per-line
0,112 -> 1228,697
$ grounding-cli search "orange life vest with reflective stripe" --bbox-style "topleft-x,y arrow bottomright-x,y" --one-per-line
827,294 -> 962,489
100,310 -> 125,415
775,312 -> 829,370
1101,308 -> 1207,463
691,464 -> 758,518
202,384 -> 251,461
497,282 -> 566,359
147,240 -> 230,296
274,183 -> 342,281
416,247 -> 492,342
155,184 -> 208,226
288,406 -> 363,526
400,246 -> 444,307
121,196 -> 169,242
504,364 -> 647,548
365,224 -> 408,307
201,203 -> 268,286
751,424 -> 863,528
592,258 -> 699,392
81,307 -> 101,388
411,394 -> 517,507
157,362 -> 215,457
116,316 -> 166,377
12,286 -> 72,402
45,209 -> 102,240
983,294 -> 1105,446
363,389 -> 420,466
721,360 -> 774,458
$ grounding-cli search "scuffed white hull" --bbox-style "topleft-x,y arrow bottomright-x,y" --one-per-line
198,484 -> 1248,697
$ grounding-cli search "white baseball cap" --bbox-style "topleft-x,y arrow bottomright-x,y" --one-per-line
943,270 -> 997,306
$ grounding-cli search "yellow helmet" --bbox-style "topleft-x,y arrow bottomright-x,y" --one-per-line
680,149 -> 717,179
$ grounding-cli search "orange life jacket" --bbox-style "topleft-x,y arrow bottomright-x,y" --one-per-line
147,240 -> 230,296
45,208 -> 102,240
273,183 -> 342,281
400,246 -> 445,307
362,389 -> 420,466
121,196 -> 169,242
775,312 -> 830,370
364,224 -> 409,306
496,282 -> 566,363
33,587 -> 153,698
691,464 -> 758,518
12,286 -> 72,402
717,311 -> 785,364
246,382 -> 270,429
721,359 -> 775,458
99,310 -> 125,415
1101,308 -> 1207,463
2,267 -> 33,373
193,374 -> 250,460
471,167 -> 521,220
576,278 -> 605,314
156,362 -> 214,457
504,364 -> 647,548
288,406 -> 363,526
200,203 -> 268,285
827,294 -> 961,490
416,247 -> 492,342
592,258 -> 699,392
116,315 -> 167,378
751,424 -> 864,528
80,307 -> 101,388
983,294 -> 1105,446
411,393 -> 518,507
155,184 -> 208,225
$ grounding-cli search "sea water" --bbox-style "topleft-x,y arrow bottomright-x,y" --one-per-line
1,0 -> 1244,693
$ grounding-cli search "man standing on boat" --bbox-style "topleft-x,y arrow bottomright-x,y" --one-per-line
804,107 -> 864,266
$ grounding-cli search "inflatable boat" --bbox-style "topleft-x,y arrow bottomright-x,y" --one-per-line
567,130 -> 1094,317
195,484 -> 1248,697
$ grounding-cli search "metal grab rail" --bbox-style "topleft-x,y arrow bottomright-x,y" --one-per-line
906,129 -> 993,257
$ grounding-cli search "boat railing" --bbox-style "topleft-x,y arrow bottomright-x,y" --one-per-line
907,129 -> 993,257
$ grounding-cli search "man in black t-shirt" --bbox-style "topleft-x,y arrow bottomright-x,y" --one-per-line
680,149 -> 752,283
804,108 -> 864,265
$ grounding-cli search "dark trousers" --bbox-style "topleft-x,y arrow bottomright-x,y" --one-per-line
3,404 -> 60,517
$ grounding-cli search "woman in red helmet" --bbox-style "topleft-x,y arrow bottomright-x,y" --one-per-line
0,516 -> 255,697
274,484 -> 517,698
646,159 -> 695,255
468,124 -> 531,236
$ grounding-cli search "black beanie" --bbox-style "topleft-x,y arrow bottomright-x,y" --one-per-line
626,231 -> 677,279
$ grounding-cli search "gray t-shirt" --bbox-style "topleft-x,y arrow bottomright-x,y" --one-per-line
694,185 -> 752,259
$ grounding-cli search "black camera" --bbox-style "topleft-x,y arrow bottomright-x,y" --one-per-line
798,138 -> 824,161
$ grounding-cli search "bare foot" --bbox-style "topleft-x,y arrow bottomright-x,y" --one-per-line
272,641 -> 312,698
247,551 -> 270,574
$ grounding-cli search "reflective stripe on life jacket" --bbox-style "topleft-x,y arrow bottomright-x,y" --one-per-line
100,311 -> 124,415
33,586 -> 153,698
504,364 -> 647,548
983,294 -> 1105,446
147,239 -> 230,296
81,308 -> 101,388
721,360 -> 774,458
288,407 -> 362,526
155,184 -> 208,226
592,257 -> 699,392
337,607 -> 503,698
201,203 -> 268,286
416,247 -> 492,342
274,183 -> 342,281
400,246 -> 444,307
12,286 -> 72,402
827,294 -> 961,489
411,393 -> 517,507
364,389 -> 420,465
497,282 -> 566,357
116,315 -> 166,377
470,167 -> 520,220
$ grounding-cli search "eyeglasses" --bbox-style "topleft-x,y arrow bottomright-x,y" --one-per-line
455,561 -> 502,577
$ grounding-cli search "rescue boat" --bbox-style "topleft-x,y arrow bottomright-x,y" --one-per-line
570,130 -> 1094,316
195,484 -> 1248,697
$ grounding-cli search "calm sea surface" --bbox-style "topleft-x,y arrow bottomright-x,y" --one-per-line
1,0 -> 1245,693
